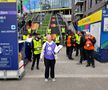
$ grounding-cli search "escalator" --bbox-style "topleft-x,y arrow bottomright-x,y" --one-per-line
49,15 -> 60,35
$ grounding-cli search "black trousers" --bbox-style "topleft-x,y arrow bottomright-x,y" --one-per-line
79,47 -> 85,64
67,46 -> 73,59
31,54 -> 40,69
27,44 -> 32,62
85,50 -> 95,66
66,46 -> 68,56
44,58 -> 56,79
75,44 -> 80,56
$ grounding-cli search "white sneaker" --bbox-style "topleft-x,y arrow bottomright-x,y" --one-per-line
52,78 -> 56,82
45,79 -> 48,82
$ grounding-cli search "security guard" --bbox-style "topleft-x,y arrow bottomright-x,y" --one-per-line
55,35 -> 60,46
64,35 -> 66,45
84,32 -> 96,68
22,34 -> 27,40
27,27 -> 32,34
66,33 -> 75,60
31,33 -> 42,70
75,31 -> 81,56
61,27 -> 65,34
79,31 -> 86,64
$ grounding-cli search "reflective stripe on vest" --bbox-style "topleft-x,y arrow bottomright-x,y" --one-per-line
33,39 -> 42,54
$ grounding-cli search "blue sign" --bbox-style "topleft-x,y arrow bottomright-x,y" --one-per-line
101,9 -> 108,49
0,3 -> 18,70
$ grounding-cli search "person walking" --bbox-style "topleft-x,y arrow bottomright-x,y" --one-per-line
40,34 -> 58,82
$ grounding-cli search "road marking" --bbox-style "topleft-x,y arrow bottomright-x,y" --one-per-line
24,74 -> 108,79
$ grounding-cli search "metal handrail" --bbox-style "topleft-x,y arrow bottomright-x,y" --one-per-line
47,13 -> 53,34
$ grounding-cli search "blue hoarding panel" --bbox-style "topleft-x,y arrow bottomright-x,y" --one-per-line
0,3 -> 18,70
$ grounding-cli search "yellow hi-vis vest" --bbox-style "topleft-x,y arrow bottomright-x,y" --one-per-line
33,39 -> 42,55
61,28 -> 65,33
55,36 -> 60,43
47,28 -> 51,34
28,28 -> 31,34
75,34 -> 81,44
22,35 -> 27,40
43,36 -> 47,42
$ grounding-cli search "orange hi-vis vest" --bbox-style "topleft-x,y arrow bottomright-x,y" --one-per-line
67,36 -> 72,47
84,36 -> 94,50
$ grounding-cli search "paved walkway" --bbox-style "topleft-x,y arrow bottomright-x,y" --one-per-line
0,47 -> 108,90
25,47 -> 108,78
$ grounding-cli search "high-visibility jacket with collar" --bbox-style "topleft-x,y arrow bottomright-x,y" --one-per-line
32,39 -> 42,55
84,35 -> 95,50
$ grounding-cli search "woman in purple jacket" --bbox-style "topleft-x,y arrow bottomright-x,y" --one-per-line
40,34 -> 58,82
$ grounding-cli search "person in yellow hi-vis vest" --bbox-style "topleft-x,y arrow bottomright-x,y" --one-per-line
22,34 -> 27,40
43,35 -> 47,44
47,28 -> 51,34
61,27 -> 65,34
31,33 -> 42,70
74,31 -> 81,56
28,28 -> 32,34
55,35 -> 60,46
61,27 -> 66,43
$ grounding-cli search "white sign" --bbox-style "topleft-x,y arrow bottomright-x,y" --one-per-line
104,18 -> 108,31
90,22 -> 101,51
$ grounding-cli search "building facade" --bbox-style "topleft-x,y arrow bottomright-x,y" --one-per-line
72,0 -> 108,24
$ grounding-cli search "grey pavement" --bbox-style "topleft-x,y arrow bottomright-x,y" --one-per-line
0,47 -> 108,90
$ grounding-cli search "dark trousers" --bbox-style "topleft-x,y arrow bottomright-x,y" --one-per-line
85,50 -> 95,66
79,47 -> 85,64
67,46 -> 73,59
75,44 -> 80,56
28,49 -> 32,62
66,46 -> 68,56
31,54 -> 40,69
25,42 -> 32,62
44,58 -> 56,79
